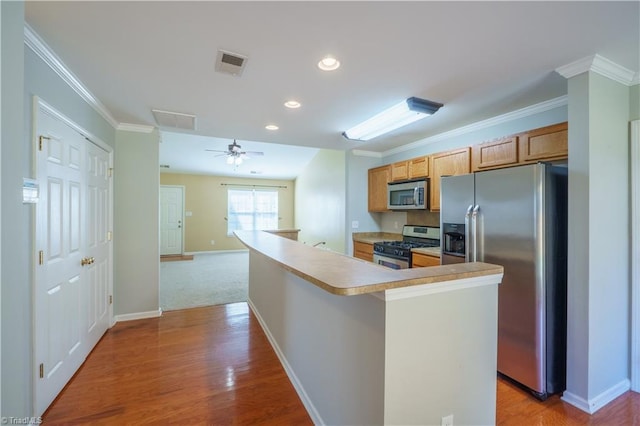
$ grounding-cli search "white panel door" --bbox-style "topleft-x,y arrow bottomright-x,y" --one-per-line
160,186 -> 184,255
35,108 -> 87,415
84,142 -> 110,351
34,102 -> 112,415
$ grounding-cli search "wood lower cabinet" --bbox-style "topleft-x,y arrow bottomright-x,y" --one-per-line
368,165 -> 390,212
429,147 -> 471,212
519,122 -> 568,163
472,136 -> 519,172
353,241 -> 374,262
411,252 -> 440,268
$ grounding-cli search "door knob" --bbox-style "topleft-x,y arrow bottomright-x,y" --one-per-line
81,257 -> 95,266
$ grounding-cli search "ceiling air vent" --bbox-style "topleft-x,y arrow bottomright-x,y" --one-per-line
152,109 -> 197,130
215,49 -> 248,76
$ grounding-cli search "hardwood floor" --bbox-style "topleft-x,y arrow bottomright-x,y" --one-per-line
44,303 -> 639,425
43,303 -> 312,425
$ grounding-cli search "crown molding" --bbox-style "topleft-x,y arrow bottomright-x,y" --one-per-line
117,123 -> 155,133
24,24 -> 120,129
382,95 -> 568,157
556,54 -> 637,86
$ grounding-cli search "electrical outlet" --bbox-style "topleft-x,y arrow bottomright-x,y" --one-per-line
441,414 -> 453,426
210,240 -> 215,245
351,220 -> 359,229
394,221 -> 398,229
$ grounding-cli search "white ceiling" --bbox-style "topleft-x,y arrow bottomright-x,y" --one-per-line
24,1 -> 639,179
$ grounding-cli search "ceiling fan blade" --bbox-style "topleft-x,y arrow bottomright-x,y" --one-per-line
245,151 -> 264,156
205,149 -> 228,153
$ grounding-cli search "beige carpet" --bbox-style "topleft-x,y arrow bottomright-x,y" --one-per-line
160,251 -> 248,311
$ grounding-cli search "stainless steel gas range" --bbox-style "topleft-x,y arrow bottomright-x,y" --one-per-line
373,225 -> 440,269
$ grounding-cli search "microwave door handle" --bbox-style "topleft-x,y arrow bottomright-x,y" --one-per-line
413,187 -> 419,206
464,205 -> 473,262
472,205 -> 480,262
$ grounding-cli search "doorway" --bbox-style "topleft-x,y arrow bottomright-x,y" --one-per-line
160,185 -> 185,256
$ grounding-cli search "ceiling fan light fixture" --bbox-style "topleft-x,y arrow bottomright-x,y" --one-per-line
265,124 -> 279,130
226,156 -> 235,165
342,97 -> 443,141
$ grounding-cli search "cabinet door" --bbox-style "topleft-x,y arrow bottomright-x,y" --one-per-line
472,136 -> 519,171
411,252 -> 440,267
519,122 -> 568,163
429,148 -> 471,212
353,241 -> 374,262
409,156 -> 429,179
368,165 -> 390,212
390,161 -> 409,182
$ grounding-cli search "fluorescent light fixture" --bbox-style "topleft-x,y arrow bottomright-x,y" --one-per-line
342,97 -> 443,141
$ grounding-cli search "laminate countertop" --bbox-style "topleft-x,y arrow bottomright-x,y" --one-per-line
352,232 -> 402,245
235,230 -> 502,296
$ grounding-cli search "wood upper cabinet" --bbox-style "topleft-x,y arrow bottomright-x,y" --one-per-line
408,156 -> 429,179
429,147 -> 471,212
390,161 -> 409,182
472,136 -> 519,172
518,122 -> 568,163
368,165 -> 390,212
411,252 -> 440,268
353,241 -> 374,262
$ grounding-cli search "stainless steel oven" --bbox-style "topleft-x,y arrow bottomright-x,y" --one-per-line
373,253 -> 409,270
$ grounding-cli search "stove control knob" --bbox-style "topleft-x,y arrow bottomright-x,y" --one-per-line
394,249 -> 400,256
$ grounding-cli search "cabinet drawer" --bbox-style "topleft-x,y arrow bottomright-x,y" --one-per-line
411,252 -> 440,268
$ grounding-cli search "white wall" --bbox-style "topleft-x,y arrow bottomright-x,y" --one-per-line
564,72 -> 631,410
114,129 -> 160,317
1,1 -> 24,417
295,149 -> 346,253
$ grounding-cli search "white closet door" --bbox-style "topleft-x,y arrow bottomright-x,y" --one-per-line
34,107 -> 87,415
34,101 -> 112,415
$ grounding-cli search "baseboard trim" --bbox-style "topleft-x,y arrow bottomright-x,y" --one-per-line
561,379 -> 631,414
184,249 -> 248,255
247,298 -> 323,425
114,309 -> 162,323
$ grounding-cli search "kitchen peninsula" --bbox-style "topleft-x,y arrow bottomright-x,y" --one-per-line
235,230 -> 503,425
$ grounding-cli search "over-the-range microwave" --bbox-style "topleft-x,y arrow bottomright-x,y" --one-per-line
387,179 -> 429,210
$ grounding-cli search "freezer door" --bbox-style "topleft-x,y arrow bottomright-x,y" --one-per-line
440,174 -> 475,225
474,164 -> 546,394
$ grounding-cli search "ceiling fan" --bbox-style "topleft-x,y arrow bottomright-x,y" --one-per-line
205,140 -> 264,166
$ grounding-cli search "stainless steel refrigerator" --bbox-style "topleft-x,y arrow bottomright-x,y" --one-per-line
440,162 -> 567,399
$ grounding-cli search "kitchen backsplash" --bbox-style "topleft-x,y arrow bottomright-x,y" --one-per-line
379,210 -> 441,233
407,210 -> 440,227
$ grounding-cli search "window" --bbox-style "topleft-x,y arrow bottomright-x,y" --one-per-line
227,189 -> 278,235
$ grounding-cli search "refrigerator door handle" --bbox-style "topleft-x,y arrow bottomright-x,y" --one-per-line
472,205 -> 480,262
465,204 -> 474,262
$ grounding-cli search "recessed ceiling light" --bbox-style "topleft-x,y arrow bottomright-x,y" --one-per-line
318,55 -> 340,71
265,124 -> 279,130
284,100 -> 301,109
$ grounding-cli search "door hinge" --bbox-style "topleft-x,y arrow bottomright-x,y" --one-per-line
38,135 -> 51,151
109,295 -> 113,305
39,363 -> 44,379
108,168 -> 113,177
107,231 -> 112,241
38,250 -> 44,265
